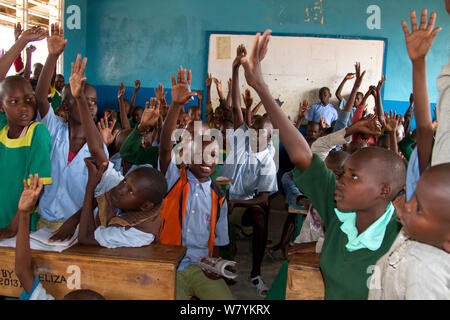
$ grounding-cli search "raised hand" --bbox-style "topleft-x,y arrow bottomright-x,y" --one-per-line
69,54 -> 87,98
409,93 -> 415,106
47,23 -> 67,56
376,76 -> 386,93
233,44 -> 247,69
97,114 -> 119,146
197,90 -> 203,101
383,110 -> 400,132
298,99 -> 309,118
205,73 -> 213,87
352,115 -> 382,136
26,45 -> 36,54
20,26 -> 48,43
401,9 -> 441,62
320,116 -> 327,129
241,29 -> 272,91
18,174 -> 43,213
344,73 -> 355,80
84,158 -> 108,188
14,22 -> 23,40
118,82 -> 125,100
242,89 -> 253,108
134,80 -> 141,90
171,68 -> 197,106
154,83 -> 168,104
213,77 -> 225,100
354,62 -> 366,87
139,97 -> 160,132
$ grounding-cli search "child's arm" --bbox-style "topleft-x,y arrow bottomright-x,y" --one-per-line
232,45 -> 246,129
197,90 -> 202,111
159,68 -> 197,175
129,80 -> 140,114
344,63 -> 366,113
241,30 -> 313,172
23,45 -> 36,79
251,101 -> 263,116
78,159 -> 108,246
360,88 -> 372,108
335,72 -> 355,103
375,76 -> 386,126
226,78 -> 232,109
35,24 -> 66,119
401,9 -> 440,173
205,74 -> 215,126
213,78 -> 225,105
15,175 -> 43,294
154,83 -> 168,107
70,54 -> 109,165
118,82 -> 131,129
0,26 -> 47,82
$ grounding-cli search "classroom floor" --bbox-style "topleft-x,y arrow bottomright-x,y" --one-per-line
227,192 -> 288,300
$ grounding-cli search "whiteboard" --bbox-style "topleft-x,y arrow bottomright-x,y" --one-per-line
207,33 -> 385,120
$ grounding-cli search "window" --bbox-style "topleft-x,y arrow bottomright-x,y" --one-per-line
0,0 -> 64,75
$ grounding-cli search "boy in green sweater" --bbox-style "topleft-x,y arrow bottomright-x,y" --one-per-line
241,30 -> 406,300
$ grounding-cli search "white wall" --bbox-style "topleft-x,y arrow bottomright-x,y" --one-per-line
208,33 -> 385,121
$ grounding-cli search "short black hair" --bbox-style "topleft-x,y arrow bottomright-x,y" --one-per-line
0,75 -> 33,99
129,167 -> 168,205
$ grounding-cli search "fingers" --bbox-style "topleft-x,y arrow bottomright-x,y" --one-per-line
419,8 -> 428,30
410,10 -> 418,32
171,74 -> 176,87
251,32 -> 261,62
259,29 -> 272,61
187,70 -> 192,87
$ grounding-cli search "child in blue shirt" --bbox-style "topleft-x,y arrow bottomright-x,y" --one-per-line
305,87 -> 338,127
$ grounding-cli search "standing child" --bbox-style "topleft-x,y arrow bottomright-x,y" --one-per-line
0,25 -> 52,238
222,44 -> 278,297
241,29 -> 406,299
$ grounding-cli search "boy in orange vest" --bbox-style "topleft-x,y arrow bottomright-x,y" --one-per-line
159,68 -> 235,300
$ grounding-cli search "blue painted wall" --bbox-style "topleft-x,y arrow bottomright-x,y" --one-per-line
63,0 -> 449,125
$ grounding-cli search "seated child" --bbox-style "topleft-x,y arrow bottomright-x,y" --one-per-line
177,111 -> 191,129
0,26 -> 52,237
305,87 -> 338,127
78,159 -> 166,249
14,174 -> 104,300
159,68 -> 234,300
241,29 -> 405,299
369,163 -> 450,299
221,44 -> 278,297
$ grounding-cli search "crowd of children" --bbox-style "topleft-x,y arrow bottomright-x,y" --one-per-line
0,3 -> 448,300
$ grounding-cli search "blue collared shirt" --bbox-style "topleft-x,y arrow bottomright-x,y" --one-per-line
165,158 -> 229,272
305,102 -> 338,126
37,108 -> 120,221
220,125 -> 278,200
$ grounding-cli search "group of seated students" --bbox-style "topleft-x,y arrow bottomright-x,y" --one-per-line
0,6 -> 449,301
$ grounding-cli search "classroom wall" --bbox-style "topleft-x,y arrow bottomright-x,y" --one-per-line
63,0 -> 449,125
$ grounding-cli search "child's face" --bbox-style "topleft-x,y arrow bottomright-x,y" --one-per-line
0,82 -> 36,128
189,107 -> 201,121
335,153 -> 384,212
355,92 -> 363,106
85,86 -> 98,119
398,174 -> 449,251
109,172 -> 148,212
250,118 -> 272,153
319,89 -> 331,105
31,64 -> 43,81
177,113 -> 191,129
55,75 -> 65,92
306,123 -> 321,141
189,140 -> 219,181
133,108 -> 144,124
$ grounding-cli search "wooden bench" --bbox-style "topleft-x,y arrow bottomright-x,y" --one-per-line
285,253 -> 325,300
287,207 -> 308,215
0,244 -> 186,300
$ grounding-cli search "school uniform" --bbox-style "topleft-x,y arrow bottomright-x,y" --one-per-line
0,119 -> 52,230
305,102 -> 338,126
19,277 -> 54,300
160,157 -> 234,300
36,107 -> 121,227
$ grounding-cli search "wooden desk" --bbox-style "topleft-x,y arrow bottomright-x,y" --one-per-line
0,244 -> 186,300
287,207 -> 308,215
286,253 -> 325,300
215,178 -> 233,186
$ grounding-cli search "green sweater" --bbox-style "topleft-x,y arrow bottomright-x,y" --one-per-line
119,128 -> 159,168
292,155 -> 401,300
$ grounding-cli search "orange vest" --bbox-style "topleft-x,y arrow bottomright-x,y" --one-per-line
159,169 -> 226,257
